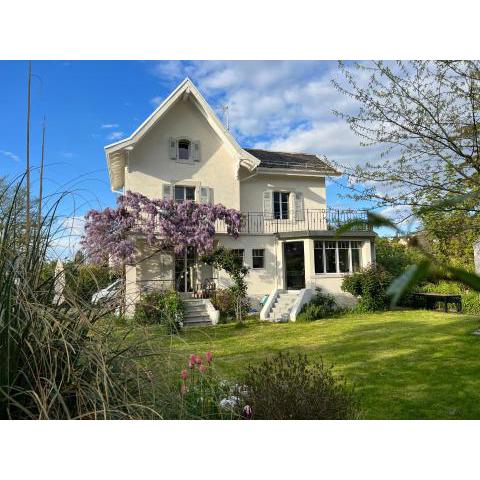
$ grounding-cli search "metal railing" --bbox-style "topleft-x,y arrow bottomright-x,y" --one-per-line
215,209 -> 370,235
134,209 -> 370,236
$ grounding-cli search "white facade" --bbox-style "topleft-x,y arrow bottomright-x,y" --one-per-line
104,78 -> 375,316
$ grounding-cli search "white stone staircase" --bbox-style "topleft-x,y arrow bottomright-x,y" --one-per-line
267,291 -> 299,322
182,298 -> 219,327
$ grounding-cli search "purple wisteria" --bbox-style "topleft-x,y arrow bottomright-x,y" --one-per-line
81,191 -> 242,265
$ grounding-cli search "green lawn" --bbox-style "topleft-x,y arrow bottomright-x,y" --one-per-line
125,310 -> 480,419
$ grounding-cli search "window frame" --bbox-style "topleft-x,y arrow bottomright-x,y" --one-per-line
252,248 -> 265,269
231,249 -> 245,266
313,240 -> 363,275
174,185 -> 196,203
177,138 -> 191,160
273,191 -> 290,220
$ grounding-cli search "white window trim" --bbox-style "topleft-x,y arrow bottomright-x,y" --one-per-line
251,249 -> 265,270
273,190 -> 290,220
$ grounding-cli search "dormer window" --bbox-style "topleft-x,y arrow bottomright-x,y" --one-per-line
178,139 -> 191,160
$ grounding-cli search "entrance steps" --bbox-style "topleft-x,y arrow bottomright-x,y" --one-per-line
183,298 -> 213,327
267,291 -> 299,322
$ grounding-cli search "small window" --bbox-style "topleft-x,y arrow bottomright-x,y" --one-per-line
273,191 -> 289,219
178,139 -> 191,160
252,249 -> 265,269
231,249 -> 244,266
174,185 -> 195,203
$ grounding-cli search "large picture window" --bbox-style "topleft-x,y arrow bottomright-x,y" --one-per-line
273,191 -> 289,219
314,240 -> 363,274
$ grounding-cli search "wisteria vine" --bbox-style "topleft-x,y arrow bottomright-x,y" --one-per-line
81,191 -> 242,266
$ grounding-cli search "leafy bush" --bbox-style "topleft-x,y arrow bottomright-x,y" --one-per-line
419,281 -> 480,314
134,290 -> 184,333
297,289 -> 338,321
211,287 -> 250,322
239,352 -> 358,419
375,237 -> 424,278
342,265 -> 392,312
201,247 -> 250,322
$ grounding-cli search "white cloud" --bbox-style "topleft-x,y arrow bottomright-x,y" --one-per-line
150,96 -> 163,107
101,123 -> 119,129
107,131 -> 124,141
0,150 -> 20,162
149,60 -> 388,173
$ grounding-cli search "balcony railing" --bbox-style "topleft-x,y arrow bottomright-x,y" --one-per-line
133,209 -> 370,236
215,209 -> 371,235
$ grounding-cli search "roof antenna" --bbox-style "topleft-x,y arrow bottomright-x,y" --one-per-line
221,104 -> 230,131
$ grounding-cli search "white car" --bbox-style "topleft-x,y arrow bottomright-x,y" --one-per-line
91,279 -> 121,305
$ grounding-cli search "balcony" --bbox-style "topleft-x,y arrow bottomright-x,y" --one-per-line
215,209 -> 371,235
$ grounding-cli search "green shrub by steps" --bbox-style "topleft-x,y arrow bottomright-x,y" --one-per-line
419,281 -> 480,315
211,287 -> 250,322
134,290 -> 184,333
297,289 -> 339,322
342,265 -> 392,312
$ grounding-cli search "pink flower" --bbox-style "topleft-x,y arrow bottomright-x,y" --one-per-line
181,369 -> 188,381
180,383 -> 188,395
195,354 -> 202,365
199,364 -> 207,374
243,405 -> 253,419
205,351 -> 213,364
188,360 -> 194,369
189,353 -> 196,364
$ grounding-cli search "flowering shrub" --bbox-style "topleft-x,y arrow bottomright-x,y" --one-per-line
81,191 -> 242,266
239,352 -> 358,419
177,352 -> 244,419
134,290 -> 184,333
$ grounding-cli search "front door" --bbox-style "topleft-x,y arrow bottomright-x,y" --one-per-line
284,241 -> 305,289
175,247 -> 195,292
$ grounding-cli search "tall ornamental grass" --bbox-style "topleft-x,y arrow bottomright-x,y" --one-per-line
0,180 -> 159,419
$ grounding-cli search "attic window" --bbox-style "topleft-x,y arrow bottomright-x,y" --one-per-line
178,139 -> 191,160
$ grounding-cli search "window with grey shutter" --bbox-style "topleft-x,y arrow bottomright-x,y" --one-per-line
200,186 -> 210,204
163,183 -> 173,200
193,140 -> 201,161
169,137 -> 177,160
263,191 -> 273,219
294,192 -> 305,221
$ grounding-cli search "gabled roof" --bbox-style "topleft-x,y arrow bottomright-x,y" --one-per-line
105,78 -> 260,191
245,149 -> 340,175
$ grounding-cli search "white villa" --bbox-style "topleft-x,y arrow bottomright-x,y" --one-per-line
105,78 -> 375,323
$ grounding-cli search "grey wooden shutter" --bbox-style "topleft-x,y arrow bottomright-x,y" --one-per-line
163,183 -> 173,200
263,191 -> 273,219
169,137 -> 177,160
200,186 -> 210,204
193,140 -> 201,161
294,192 -> 305,221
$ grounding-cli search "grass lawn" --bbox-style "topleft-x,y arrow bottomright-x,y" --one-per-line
124,310 -> 480,419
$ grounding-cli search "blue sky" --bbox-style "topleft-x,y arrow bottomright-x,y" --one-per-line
0,60 -> 382,255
